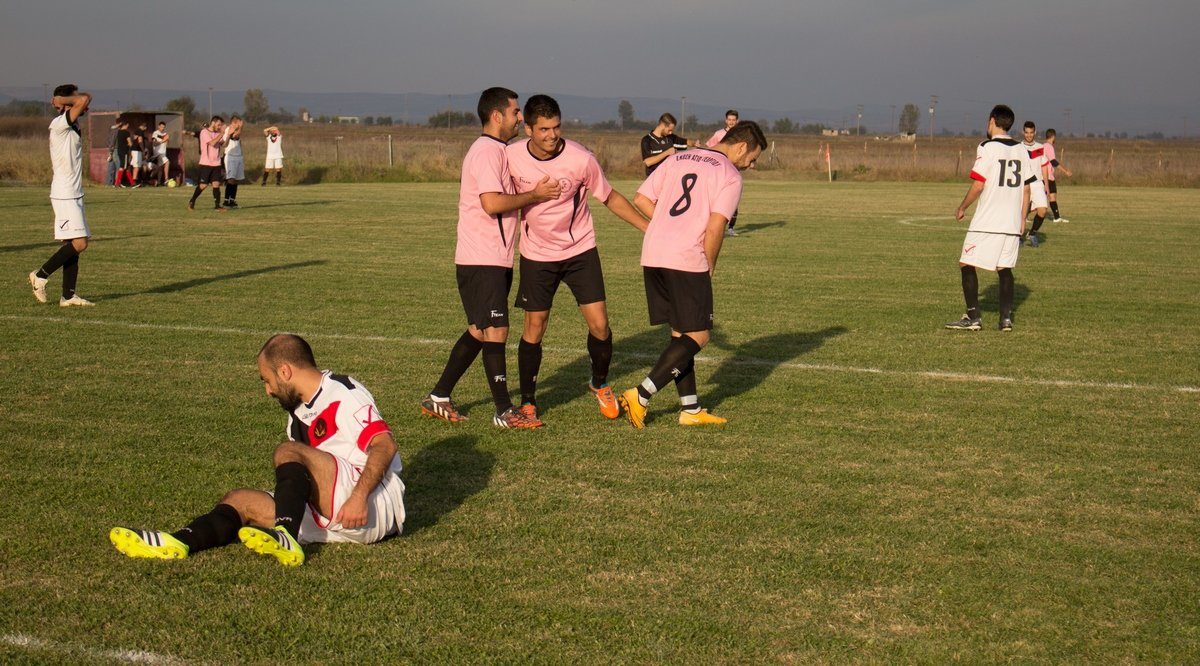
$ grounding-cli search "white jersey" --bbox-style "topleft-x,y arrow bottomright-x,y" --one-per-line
1021,140 -> 1047,183
285,371 -> 400,476
49,112 -> 84,200
265,134 -> 284,159
224,135 -> 243,159
967,135 -> 1037,235
152,130 -> 169,156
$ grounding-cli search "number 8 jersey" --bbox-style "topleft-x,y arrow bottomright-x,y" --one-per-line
636,148 -> 743,272
968,135 -> 1038,236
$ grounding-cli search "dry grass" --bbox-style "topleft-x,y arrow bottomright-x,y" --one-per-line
2,116 -> 1198,187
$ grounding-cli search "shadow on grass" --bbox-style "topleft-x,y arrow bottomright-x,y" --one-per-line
0,234 -> 152,254
704,326 -> 849,409
731,220 -> 788,235
980,282 -> 1032,315
296,166 -> 329,185
401,435 -> 494,537
533,326 -> 666,415
236,200 -> 335,210
97,259 -> 327,301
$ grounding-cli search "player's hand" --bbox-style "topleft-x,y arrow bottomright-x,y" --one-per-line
955,207 -> 966,221
335,493 -> 369,529
532,176 -> 561,201
666,147 -> 677,156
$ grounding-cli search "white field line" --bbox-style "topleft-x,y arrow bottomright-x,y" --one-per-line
896,215 -> 963,230
1,633 -> 186,664
3,314 -> 1197,395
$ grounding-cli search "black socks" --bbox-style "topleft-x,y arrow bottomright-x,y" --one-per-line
1030,214 -> 1045,233
961,265 -> 980,319
189,186 -> 202,204
518,338 -> 542,406
998,268 -> 1014,320
225,182 -> 238,203
674,358 -> 700,412
432,331 -> 483,399
61,253 -> 79,299
173,503 -> 242,553
481,341 -> 513,413
586,332 -> 613,388
273,461 -> 312,540
37,242 -> 78,278
638,335 -> 703,404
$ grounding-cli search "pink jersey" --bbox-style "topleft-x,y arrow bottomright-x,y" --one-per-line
199,128 -> 223,166
706,128 -> 728,148
506,138 -> 614,262
1043,143 -> 1058,181
456,135 -> 519,267
637,148 -> 742,272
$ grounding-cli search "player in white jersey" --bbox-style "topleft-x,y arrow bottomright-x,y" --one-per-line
222,115 -> 245,207
28,84 -> 95,307
150,121 -> 171,185
946,105 -> 1037,332
109,334 -> 405,567
1019,120 -> 1051,247
261,126 -> 284,185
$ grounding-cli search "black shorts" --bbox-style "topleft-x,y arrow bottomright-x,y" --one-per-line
198,164 -> 225,184
643,267 -> 714,332
1047,180 -> 1058,194
117,152 -> 131,169
457,264 -> 513,330
516,247 -> 606,311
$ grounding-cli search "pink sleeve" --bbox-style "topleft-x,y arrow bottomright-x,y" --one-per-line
473,146 -> 506,195
584,153 -> 613,203
712,172 -> 743,221
636,161 -> 668,202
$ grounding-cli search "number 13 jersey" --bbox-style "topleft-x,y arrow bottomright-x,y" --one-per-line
636,148 -> 743,272
968,135 -> 1038,236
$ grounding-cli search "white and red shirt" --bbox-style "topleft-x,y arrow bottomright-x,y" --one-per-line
1022,140 -> 1048,184
1043,142 -> 1059,181
636,148 -> 743,272
266,133 -> 284,159
506,138 -> 613,263
457,134 -> 519,267
286,371 -> 400,476
705,127 -> 728,148
199,128 -> 223,167
967,135 -> 1038,235
49,112 -> 83,200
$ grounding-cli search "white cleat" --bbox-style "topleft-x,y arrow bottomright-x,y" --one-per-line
1053,217 -> 1069,223
28,271 -> 48,303
59,295 -> 95,307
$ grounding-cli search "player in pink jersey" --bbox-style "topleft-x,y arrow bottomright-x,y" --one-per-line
420,87 -> 560,429
109,335 -> 405,567
505,94 -> 649,424
618,121 -> 767,428
1043,128 -> 1073,223
706,110 -> 742,236
188,115 -> 227,212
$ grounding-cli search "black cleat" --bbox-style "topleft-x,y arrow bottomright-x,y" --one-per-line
998,317 -> 1013,332
944,314 -> 982,331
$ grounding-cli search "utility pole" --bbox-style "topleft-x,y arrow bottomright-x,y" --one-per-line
447,94 -> 452,129
929,95 -> 938,141
680,96 -> 686,134
856,104 -> 863,136
208,87 -> 213,117
890,104 -> 896,134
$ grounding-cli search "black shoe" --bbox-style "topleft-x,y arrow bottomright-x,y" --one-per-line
944,314 -> 982,331
998,317 -> 1013,332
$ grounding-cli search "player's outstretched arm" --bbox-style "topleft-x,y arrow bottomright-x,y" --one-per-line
703,212 -> 730,275
955,181 -> 985,221
603,190 -> 649,232
633,193 -> 657,220
480,176 -> 561,215
335,432 -> 398,529
53,92 -> 91,124
643,148 -> 675,168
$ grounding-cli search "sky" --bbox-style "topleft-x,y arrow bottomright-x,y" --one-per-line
3,0 -> 1197,134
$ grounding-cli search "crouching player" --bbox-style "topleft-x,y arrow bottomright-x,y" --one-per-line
110,334 -> 405,567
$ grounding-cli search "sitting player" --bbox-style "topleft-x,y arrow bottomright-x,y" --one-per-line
109,334 -> 405,567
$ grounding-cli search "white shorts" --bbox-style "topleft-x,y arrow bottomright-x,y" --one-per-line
960,231 -> 1019,271
152,152 -> 169,166
1030,181 -> 1048,210
51,197 -> 89,240
224,157 -> 245,181
298,454 -> 406,545
130,151 -> 142,168
264,157 -> 283,170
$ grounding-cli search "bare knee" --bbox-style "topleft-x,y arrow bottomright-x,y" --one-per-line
273,441 -> 307,467
218,488 -> 266,524
70,238 -> 88,253
682,331 -> 710,348
523,312 -> 549,343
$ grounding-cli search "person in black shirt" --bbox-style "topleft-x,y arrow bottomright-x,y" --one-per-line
114,119 -> 132,187
640,113 -> 697,176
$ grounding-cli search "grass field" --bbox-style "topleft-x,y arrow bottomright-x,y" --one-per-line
1,180 -> 1198,663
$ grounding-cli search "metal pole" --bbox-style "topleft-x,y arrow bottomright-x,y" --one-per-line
680,96 -> 686,134
388,134 -> 393,167
856,104 -> 863,136
929,95 -> 938,141
447,94 -> 452,129
208,87 -> 213,117
335,136 -> 341,164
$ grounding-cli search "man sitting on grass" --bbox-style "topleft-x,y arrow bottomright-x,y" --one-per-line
109,334 -> 406,567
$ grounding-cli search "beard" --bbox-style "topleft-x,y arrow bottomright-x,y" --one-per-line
273,384 -> 303,412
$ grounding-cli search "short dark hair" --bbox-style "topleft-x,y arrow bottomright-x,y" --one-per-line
477,87 -> 518,126
210,115 -> 224,124
725,109 -> 739,119
1023,121 -> 1036,130
523,94 -> 561,125
53,84 -> 78,98
989,105 -> 1015,131
658,112 -> 677,126
1045,128 -> 1057,139
158,121 -> 166,126
259,334 -> 317,370
230,114 -> 241,122
719,120 -> 768,151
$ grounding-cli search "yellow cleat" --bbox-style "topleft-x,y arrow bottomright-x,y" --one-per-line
618,388 -> 646,429
109,527 -> 189,560
589,384 -> 621,419
239,526 -> 305,567
678,408 -> 728,426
